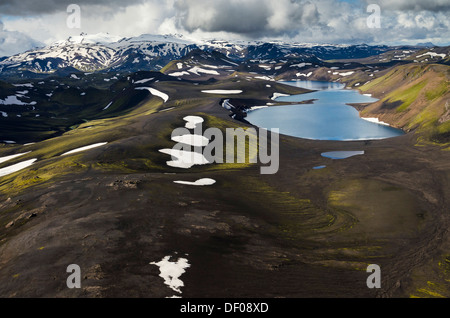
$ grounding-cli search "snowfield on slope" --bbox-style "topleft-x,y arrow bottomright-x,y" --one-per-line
201,90 -> 243,94
0,152 -> 31,164
361,117 -> 390,126
0,158 -> 37,177
168,71 -> 190,77
158,148 -> 210,169
61,142 -> 108,156
134,78 -> 154,84
172,134 -> 209,147
416,51 -> 446,59
135,87 -> 169,103
271,92 -> 290,100
184,116 -> 204,129
0,95 -> 37,105
150,256 -> 190,295
188,66 -> 220,76
174,178 -> 216,186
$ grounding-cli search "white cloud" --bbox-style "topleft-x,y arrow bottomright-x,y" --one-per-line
0,0 -> 449,57
0,20 -> 43,56
3,2 -> 173,46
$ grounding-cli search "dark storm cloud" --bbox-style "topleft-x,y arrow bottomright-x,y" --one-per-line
0,0 -> 145,16
363,0 -> 450,12
0,0 -> 448,51
174,0 -> 270,35
172,0 -> 322,37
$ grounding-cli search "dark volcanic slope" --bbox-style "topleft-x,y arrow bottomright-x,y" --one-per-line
0,72 -> 449,298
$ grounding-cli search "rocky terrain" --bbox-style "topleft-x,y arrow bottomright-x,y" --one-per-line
0,40 -> 448,298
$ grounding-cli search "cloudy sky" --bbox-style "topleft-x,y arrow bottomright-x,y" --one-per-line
0,0 -> 449,56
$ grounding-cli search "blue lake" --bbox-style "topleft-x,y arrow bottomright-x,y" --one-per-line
321,151 -> 365,159
246,80 -> 405,141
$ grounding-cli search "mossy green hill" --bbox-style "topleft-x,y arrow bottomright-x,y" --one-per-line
356,63 -> 449,146
0,55 -> 449,298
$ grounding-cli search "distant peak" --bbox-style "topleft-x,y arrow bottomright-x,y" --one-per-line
416,42 -> 436,48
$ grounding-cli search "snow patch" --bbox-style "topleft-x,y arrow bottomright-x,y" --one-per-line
174,178 -> 216,186
13,83 -> 33,88
134,78 -> 154,84
188,66 -> 219,76
271,93 -> 290,100
258,65 -> 272,70
159,107 -> 175,112
202,64 -> 219,69
248,106 -> 268,111
201,90 -> 242,94
158,149 -> 210,169
0,95 -> 36,105
103,102 -> 113,110
222,99 -> 234,110
338,71 -> 354,77
168,71 -> 190,77
183,116 -> 204,129
290,62 -> 311,68
254,76 -> 274,81
150,256 -> 190,295
361,117 -> 390,126
416,52 -> 446,59
296,72 -> 312,77
61,142 -> 108,156
135,87 -> 169,103
172,134 -> 209,147
221,58 -> 239,66
0,159 -> 37,178
0,152 -> 31,164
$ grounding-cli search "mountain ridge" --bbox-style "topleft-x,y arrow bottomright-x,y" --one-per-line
0,33 -> 432,79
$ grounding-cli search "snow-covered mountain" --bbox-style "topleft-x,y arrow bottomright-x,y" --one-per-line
0,32 -> 424,78
200,39 -> 393,61
0,33 -> 200,76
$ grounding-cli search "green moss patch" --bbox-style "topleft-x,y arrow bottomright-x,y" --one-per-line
327,179 -> 426,240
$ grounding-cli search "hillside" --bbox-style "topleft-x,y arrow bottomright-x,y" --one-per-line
356,63 -> 449,146
0,71 -> 176,143
0,43 -> 449,299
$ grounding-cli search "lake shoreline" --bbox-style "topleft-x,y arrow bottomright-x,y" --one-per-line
245,80 -> 405,141
0,76 -> 447,298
